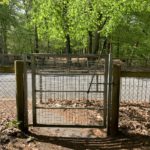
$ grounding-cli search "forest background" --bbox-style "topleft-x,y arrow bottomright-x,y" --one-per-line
0,0 -> 150,60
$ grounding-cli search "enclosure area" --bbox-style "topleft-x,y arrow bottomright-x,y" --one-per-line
30,54 -> 110,128
0,54 -> 150,149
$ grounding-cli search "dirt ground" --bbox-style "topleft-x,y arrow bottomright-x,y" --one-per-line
0,100 -> 150,150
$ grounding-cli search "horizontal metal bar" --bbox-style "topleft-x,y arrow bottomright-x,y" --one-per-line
36,106 -> 104,110
90,83 -> 105,85
31,124 -> 105,128
29,53 -> 106,58
36,90 -> 104,93
36,73 -> 105,76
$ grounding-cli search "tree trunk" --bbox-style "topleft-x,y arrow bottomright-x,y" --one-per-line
103,38 -> 112,54
47,40 -> 50,53
117,38 -> 120,58
102,38 -> 108,55
88,31 -> 93,54
1,22 -> 8,54
3,29 -> 7,54
108,41 -> 112,53
66,34 -> 71,54
93,31 -> 100,54
34,25 -> 39,53
65,34 -> 71,65
0,33 -> 3,54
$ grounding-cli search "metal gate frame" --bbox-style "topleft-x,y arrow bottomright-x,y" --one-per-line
31,54 -> 113,129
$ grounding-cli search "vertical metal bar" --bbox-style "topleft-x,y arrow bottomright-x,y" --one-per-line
23,55 -> 28,132
137,78 -> 140,102
96,74 -> 98,92
141,78 -> 144,102
39,73 -> 42,103
107,53 -> 113,136
31,55 -> 37,126
104,55 -> 108,127
145,80 -> 148,102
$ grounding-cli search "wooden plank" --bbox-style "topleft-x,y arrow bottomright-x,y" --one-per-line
121,71 -> 150,78
0,66 -> 14,73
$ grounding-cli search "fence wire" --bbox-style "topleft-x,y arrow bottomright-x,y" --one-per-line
30,54 -> 107,127
120,77 -> 150,103
0,70 -> 150,104
0,73 -> 16,100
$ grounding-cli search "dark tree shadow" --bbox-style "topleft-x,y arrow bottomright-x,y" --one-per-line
28,131 -> 150,150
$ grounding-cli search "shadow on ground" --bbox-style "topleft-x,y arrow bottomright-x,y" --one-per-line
28,131 -> 150,150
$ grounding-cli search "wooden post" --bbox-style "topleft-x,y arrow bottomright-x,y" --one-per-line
15,60 -> 28,132
110,64 -> 121,136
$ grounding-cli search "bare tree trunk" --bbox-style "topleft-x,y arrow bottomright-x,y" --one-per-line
88,31 -> 93,54
103,38 -> 112,54
117,38 -> 120,58
3,29 -> 7,54
23,0 -> 33,53
0,33 -> 3,54
66,34 -> 71,54
34,25 -> 39,53
47,40 -> 50,52
93,31 -> 100,54
103,37 -> 110,54
62,0 -> 71,55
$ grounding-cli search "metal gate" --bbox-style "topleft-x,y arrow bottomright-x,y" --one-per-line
31,54 -> 112,128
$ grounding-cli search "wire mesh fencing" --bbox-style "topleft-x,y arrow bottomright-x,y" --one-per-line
35,73 -> 105,126
0,73 -> 16,100
120,77 -> 150,103
1,53 -> 150,131
31,54 -> 108,127
0,73 -> 32,101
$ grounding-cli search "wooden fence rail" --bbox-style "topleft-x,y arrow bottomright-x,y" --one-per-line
0,66 -> 14,73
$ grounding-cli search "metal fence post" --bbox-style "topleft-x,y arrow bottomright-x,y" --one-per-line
110,64 -> 121,136
107,53 -> 113,136
31,55 -> 37,126
15,60 -> 28,132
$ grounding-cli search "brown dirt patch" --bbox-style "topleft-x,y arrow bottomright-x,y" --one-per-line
0,100 -> 150,149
